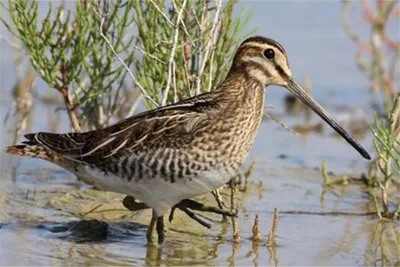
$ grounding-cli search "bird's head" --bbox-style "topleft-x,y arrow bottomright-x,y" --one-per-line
230,36 -> 371,160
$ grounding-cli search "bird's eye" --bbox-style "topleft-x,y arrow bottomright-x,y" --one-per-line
264,48 -> 275,59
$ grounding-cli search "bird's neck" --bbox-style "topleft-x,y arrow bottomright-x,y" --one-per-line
213,69 -> 266,117
210,68 -> 266,163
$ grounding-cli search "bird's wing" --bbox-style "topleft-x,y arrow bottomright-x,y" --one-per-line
23,93 -> 216,165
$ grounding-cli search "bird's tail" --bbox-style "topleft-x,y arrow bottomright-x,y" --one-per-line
3,144 -> 56,161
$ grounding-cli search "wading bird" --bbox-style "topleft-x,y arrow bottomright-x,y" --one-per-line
4,36 -> 370,244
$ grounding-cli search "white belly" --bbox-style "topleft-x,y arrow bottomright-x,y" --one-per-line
76,165 -> 234,216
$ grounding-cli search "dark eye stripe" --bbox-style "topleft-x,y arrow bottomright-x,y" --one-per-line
275,65 -> 289,80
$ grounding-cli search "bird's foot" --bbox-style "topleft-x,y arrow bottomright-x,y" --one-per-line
169,204 -> 212,229
169,198 -> 236,228
180,199 -> 236,217
124,196 -> 236,243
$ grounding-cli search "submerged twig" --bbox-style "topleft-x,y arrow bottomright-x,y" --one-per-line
241,159 -> 257,192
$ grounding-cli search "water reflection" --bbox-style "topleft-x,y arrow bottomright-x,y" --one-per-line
267,245 -> 279,267
365,221 -> 400,266
145,245 -> 162,266
319,185 -> 349,208
244,240 -> 264,267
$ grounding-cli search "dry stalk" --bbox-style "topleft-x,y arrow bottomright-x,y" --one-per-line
266,207 -> 278,246
193,1 -> 208,95
241,159 -> 257,192
207,1 -> 224,92
161,0 -> 188,106
198,0 -> 222,92
230,178 -> 240,244
182,40 -> 192,94
95,11 -> 158,107
212,189 -> 227,221
59,66 -> 81,132
263,112 -> 298,136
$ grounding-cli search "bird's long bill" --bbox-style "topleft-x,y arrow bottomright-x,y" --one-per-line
286,79 -> 371,160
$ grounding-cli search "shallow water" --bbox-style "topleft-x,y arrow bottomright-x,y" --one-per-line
1,1 -> 399,266
1,160 -> 399,266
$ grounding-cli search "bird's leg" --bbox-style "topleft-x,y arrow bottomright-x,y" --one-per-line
146,210 -> 158,244
124,199 -> 164,245
180,199 -> 237,217
156,215 -> 165,244
123,196 -> 158,244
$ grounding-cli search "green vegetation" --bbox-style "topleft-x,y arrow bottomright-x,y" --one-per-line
319,1 -> 400,220
1,0 -> 254,131
321,94 -> 400,219
369,93 -> 400,219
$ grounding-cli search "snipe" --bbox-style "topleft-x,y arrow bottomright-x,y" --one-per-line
4,36 -> 370,244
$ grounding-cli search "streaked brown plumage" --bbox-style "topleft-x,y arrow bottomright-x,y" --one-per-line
4,36 -> 370,244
